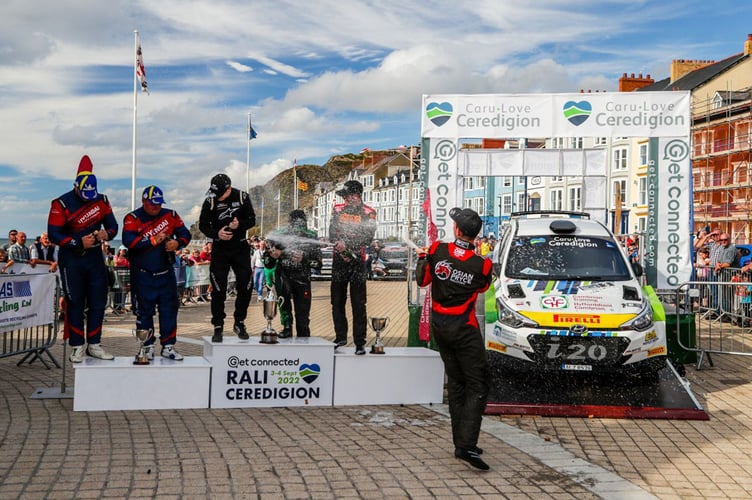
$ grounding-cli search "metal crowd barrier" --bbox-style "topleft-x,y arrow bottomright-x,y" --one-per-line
672,268 -> 752,370
0,269 -> 61,369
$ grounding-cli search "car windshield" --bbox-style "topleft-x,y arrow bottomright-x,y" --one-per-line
381,248 -> 408,259
504,235 -> 631,281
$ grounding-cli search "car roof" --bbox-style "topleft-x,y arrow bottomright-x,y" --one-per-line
512,217 -> 612,238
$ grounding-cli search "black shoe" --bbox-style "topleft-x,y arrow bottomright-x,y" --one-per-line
470,446 -> 483,455
455,448 -> 489,471
334,340 -> 347,350
233,322 -> 249,340
354,346 -> 366,355
212,326 -> 223,343
278,327 -> 293,339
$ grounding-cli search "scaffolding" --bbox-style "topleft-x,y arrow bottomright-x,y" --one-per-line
692,87 -> 752,243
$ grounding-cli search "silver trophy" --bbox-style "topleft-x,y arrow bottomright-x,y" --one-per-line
260,288 -> 284,344
369,317 -> 389,354
133,328 -> 155,365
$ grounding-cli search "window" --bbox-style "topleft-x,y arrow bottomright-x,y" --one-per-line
568,187 -> 581,212
503,177 -> 512,187
464,177 -> 474,190
571,137 -> 583,149
502,194 -> 512,214
551,176 -> 563,182
550,189 -> 563,211
613,147 -> 628,170
594,137 -> 607,146
638,177 -> 647,205
517,193 -> 525,212
552,137 -> 566,149
613,180 -> 626,207
639,144 -> 648,166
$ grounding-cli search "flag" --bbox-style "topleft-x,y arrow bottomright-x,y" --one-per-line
419,189 -> 438,342
297,179 -> 308,191
248,115 -> 257,140
136,40 -> 148,93
293,158 -> 297,170
360,147 -> 370,154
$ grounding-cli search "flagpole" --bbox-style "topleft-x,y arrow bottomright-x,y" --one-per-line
246,112 -> 252,194
277,189 -> 281,229
293,159 -> 298,210
260,196 -> 264,236
131,30 -> 139,210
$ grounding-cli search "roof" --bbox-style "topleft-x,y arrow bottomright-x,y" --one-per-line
513,217 -> 611,238
637,53 -> 748,92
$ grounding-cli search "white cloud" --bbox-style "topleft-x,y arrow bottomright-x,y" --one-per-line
226,61 -> 253,72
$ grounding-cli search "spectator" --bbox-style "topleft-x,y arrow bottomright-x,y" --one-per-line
0,248 -> 14,273
264,210 -> 322,338
47,154 -> 119,363
329,180 -> 377,354
200,241 -> 212,262
365,240 -> 382,280
123,185 -> 192,360
696,230 -> 736,317
112,248 -> 129,314
2,229 -> 18,251
199,173 -> 256,343
30,232 -> 59,272
252,239 -> 267,302
7,231 -> 33,266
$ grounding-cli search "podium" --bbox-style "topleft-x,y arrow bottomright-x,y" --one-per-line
73,356 -> 211,411
205,336 -> 335,408
333,347 -> 444,406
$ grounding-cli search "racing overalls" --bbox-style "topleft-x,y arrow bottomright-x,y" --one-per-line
415,238 -> 493,452
122,207 -> 192,346
47,190 -> 119,347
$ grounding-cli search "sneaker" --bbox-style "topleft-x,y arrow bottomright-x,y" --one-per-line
278,326 -> 293,339
161,345 -> 184,361
455,448 -> 490,471
87,343 -> 114,360
233,322 -> 249,340
212,326 -> 223,343
69,345 -> 86,363
334,340 -> 347,350
354,346 -> 366,355
144,345 -> 155,361
257,295 -> 263,303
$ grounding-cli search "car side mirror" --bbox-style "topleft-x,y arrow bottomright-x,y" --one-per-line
632,262 -> 643,277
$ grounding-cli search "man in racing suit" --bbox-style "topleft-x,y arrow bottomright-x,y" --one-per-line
329,180 -> 377,354
264,210 -> 322,338
122,185 -> 192,360
415,207 -> 493,471
47,155 -> 119,363
199,173 -> 256,342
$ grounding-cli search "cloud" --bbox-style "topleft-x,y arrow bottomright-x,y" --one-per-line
226,61 -> 253,72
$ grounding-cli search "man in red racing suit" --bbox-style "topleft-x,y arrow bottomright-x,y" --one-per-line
415,207 -> 493,470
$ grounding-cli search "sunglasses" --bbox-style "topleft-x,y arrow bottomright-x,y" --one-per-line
719,238 -> 729,241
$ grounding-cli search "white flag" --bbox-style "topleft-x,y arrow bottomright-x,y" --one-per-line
136,41 -> 148,93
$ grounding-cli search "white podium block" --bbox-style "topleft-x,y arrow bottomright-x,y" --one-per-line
204,336 -> 335,408
333,347 -> 444,406
73,356 -> 211,411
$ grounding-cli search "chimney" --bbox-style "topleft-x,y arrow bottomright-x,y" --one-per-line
745,34 -> 752,55
619,72 -> 655,92
670,59 -> 715,82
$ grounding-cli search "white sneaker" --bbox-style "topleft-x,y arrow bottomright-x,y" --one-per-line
87,343 -> 114,360
144,345 -> 155,361
161,345 -> 184,361
69,345 -> 86,363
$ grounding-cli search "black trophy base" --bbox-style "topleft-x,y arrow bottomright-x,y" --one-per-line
370,345 -> 385,354
260,329 -> 279,344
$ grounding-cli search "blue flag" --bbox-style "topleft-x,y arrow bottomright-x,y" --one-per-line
250,126 -> 258,140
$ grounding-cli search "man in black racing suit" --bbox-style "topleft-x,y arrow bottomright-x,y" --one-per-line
415,207 -> 493,471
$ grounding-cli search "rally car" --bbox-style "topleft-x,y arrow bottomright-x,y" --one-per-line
487,211 -> 666,376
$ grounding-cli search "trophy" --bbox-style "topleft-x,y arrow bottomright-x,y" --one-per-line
369,317 -> 389,354
133,329 -> 155,365
260,288 -> 284,344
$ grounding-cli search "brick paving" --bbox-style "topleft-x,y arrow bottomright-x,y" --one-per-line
1,279 -> 752,498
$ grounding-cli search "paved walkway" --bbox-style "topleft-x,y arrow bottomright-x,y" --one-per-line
2,280 -> 752,498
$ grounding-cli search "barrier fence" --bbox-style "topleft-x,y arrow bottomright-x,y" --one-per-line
671,266 -> 752,370
0,268 -> 61,369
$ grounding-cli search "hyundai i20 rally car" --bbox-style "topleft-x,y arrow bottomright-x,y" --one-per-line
487,211 -> 667,375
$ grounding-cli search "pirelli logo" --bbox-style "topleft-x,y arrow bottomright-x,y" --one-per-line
552,314 -> 601,324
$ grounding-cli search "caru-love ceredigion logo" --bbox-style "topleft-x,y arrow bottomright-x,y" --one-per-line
426,101 -> 453,126
562,100 -> 592,126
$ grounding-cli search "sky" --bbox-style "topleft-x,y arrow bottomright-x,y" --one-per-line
1,0 -> 751,239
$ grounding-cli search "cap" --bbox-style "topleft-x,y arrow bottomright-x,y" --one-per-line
142,185 -> 165,205
449,207 -> 482,238
208,173 -> 232,196
289,209 -> 306,224
336,180 -> 363,197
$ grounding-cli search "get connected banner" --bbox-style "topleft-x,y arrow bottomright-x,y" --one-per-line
0,272 -> 55,333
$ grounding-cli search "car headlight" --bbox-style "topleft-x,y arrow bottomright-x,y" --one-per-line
496,298 -> 538,329
619,301 -> 654,331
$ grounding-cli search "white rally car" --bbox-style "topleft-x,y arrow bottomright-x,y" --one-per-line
487,212 -> 666,375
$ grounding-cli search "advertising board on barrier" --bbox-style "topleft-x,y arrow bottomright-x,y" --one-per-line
0,272 -> 56,333
206,337 -> 335,408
